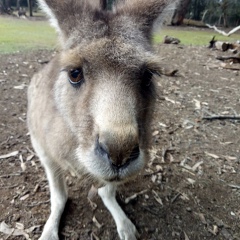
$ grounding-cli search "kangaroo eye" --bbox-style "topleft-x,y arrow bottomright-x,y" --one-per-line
68,68 -> 84,87
141,68 -> 153,87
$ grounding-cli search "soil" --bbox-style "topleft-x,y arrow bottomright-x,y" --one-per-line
0,43 -> 240,240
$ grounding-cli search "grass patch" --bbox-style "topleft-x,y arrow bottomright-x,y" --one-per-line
0,16 -> 57,54
1,17 -> 240,54
154,26 -> 240,46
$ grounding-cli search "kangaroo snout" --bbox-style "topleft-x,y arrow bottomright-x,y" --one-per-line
95,132 -> 140,170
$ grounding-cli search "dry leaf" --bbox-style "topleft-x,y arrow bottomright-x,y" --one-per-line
151,175 -> 157,183
193,99 -> 201,110
213,225 -> 218,235
0,221 -> 30,239
20,194 -> 30,201
26,154 -> 34,161
220,141 -> 233,145
25,225 -> 41,233
186,178 -> 196,185
154,195 -> 163,205
92,216 -> 102,229
13,84 -> 27,90
159,122 -> 167,128
33,184 -> 40,193
19,155 -> 27,172
125,190 -> 147,204
152,190 -> 163,206
208,225 -> 218,235
180,193 -> 190,201
152,130 -> 159,136
0,151 -> 19,159
223,155 -> 237,161
192,161 -> 203,172
228,184 -> 240,189
88,185 -> 98,200
15,222 -> 24,230
205,152 -> 220,159
165,97 -> 181,105
91,232 -> 100,240
196,212 -> 207,225
88,199 -> 97,210
183,231 -> 190,240
155,165 -> 163,171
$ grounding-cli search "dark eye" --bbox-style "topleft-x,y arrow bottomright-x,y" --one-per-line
141,68 -> 153,87
68,68 -> 84,87
139,66 -> 156,98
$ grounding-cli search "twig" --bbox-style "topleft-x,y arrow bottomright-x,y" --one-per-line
0,184 -> 19,189
202,115 -> 240,120
171,192 -> 182,203
142,206 -> 160,216
216,56 -> 240,62
0,137 -> 10,146
228,184 -> 240,189
28,200 -> 50,207
144,170 -> 162,177
0,173 -> 22,178
26,147 -> 35,155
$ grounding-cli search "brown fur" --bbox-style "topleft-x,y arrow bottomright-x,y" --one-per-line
28,0 -> 178,239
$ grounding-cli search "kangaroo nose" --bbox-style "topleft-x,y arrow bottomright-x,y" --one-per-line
95,136 -> 140,169
96,139 -> 109,160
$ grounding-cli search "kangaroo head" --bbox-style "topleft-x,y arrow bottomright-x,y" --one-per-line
37,0 -> 177,183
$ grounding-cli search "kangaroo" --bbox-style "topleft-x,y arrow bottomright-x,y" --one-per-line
27,0 -> 177,239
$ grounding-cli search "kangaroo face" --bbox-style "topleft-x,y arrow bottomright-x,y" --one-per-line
54,37 -> 156,182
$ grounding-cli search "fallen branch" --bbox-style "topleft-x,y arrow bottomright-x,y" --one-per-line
220,63 -> 240,71
183,19 -> 207,28
202,115 -> 240,120
216,56 -> 240,63
228,184 -> 240,189
206,24 -> 240,37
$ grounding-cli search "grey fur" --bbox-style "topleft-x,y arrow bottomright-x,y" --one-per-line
28,0 -> 178,239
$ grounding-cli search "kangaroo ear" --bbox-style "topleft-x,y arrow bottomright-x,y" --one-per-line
38,0 -> 65,45
116,0 -> 178,39
38,0 -> 97,47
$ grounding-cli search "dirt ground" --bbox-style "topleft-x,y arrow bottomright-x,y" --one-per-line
0,42 -> 240,240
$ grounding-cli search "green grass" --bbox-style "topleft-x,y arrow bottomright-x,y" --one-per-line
0,16 -> 57,54
1,16 -> 240,54
154,26 -> 240,46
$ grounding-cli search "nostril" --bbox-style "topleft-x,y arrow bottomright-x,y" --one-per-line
127,145 -> 140,162
96,137 -> 109,159
113,145 -> 140,169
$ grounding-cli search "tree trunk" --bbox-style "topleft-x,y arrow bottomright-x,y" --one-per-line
5,0 -> 10,9
16,0 -> 21,11
223,13 -> 228,28
171,0 -> 191,25
221,0 -> 229,28
27,0 -> 33,17
0,1 -> 5,14
0,0 -> 11,14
